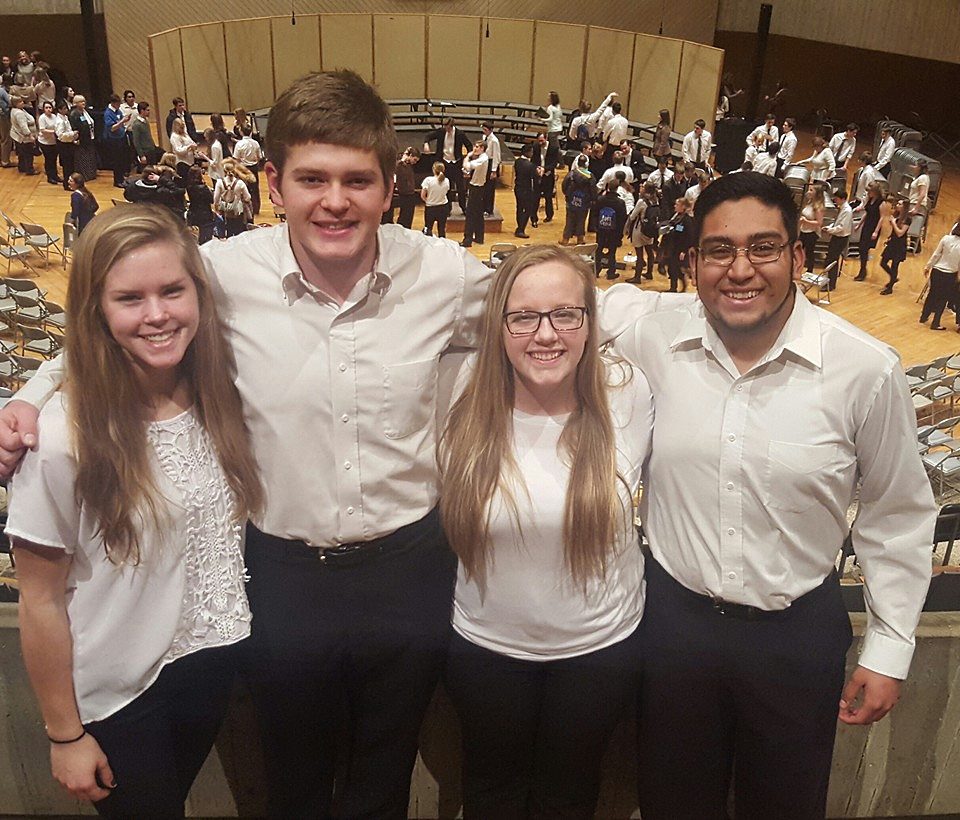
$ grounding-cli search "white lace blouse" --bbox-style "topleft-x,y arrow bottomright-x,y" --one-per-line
6,394 -> 250,723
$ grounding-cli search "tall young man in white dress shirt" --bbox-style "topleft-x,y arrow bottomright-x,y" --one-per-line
601,171 -> 935,819
0,69 -> 492,820
682,118 -> 712,171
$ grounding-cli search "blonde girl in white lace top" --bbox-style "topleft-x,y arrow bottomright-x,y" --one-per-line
8,205 -> 262,815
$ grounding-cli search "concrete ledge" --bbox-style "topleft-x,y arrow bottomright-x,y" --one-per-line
2,604 -> 959,817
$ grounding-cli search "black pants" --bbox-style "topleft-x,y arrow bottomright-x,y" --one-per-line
463,184 -> 486,245
58,141 -> 76,187
877,162 -> 891,178
635,244 -> 656,276
638,557 -> 852,820
666,256 -> 686,292
395,192 -> 417,229
824,235 -> 848,288
423,203 -> 449,237
39,142 -> 59,182
880,255 -> 902,288
595,232 -> 619,278
515,190 -> 536,233
444,159 -> 465,208
484,174 -> 497,214
87,645 -> 238,819
245,169 -> 260,216
921,269 -> 958,327
15,140 -> 35,173
446,628 -> 640,820
563,209 -> 587,242
103,138 -> 128,185
538,173 -> 555,220
241,509 -> 456,819
800,230 -> 818,272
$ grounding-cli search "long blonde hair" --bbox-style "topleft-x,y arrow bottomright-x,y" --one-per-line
66,205 -> 263,563
439,245 -> 626,588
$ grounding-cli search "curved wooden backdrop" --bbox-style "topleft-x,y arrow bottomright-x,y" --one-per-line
148,14 -> 723,147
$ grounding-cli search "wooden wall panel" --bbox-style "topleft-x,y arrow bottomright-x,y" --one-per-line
426,15 -> 481,101
479,17 -> 534,103
531,22 -> 586,112
320,13 -> 373,82
224,18 -> 274,111
373,15 -> 426,99
180,23 -> 228,114
716,0 -> 960,65
271,15 -> 321,96
583,27 -> 635,120
675,41 -> 723,136
629,34 -> 682,127
149,29 -> 184,146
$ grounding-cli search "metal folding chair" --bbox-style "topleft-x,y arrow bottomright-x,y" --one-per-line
19,221 -> 65,266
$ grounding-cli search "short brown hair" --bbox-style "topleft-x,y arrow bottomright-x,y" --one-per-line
265,69 -> 398,183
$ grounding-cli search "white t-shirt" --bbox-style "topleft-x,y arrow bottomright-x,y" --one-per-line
6,396 -> 250,723
421,174 -> 450,207
452,362 -> 654,660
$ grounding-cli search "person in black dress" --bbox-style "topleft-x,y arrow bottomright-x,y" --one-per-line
853,181 -> 884,281
879,197 -> 910,295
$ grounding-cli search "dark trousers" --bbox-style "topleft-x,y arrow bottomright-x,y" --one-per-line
595,232 -> 619,278
444,159 -> 465,208
824,235 -> 848,288
563,209 -> 587,242
666,256 -> 686,292
396,193 -> 417,229
103,138 -> 128,185
245,168 -> 260,216
241,510 -> 456,819
224,216 -> 246,237
877,163 -> 892,178
446,628 -> 640,820
515,190 -> 536,233
423,203 -> 449,237
638,557 -> 852,820
58,141 -> 76,187
39,142 -> 59,181
87,646 -> 237,819
483,174 -> 497,214
921,269 -> 958,327
15,140 -> 35,173
538,173 -> 555,220
463,184 -> 486,245
635,244 -> 656,277
880,255 -> 901,287
800,230 -> 818,272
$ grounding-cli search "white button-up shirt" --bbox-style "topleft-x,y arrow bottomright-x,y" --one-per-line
777,130 -> 797,164
682,129 -> 712,165
601,292 -> 935,679
876,135 -> 896,168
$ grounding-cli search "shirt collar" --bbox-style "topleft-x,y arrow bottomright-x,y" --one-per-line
278,223 -> 393,305
669,286 -> 822,372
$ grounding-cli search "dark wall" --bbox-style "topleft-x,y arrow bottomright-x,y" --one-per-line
715,30 -> 960,138
0,13 -> 111,106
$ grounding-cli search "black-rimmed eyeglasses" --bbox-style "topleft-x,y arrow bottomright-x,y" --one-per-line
696,241 -> 791,267
503,306 -> 588,336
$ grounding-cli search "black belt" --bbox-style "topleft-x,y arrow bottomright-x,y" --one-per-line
246,507 -> 440,568
647,555 -> 837,622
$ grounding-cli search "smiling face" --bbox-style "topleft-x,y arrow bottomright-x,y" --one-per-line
502,260 -> 588,415
265,142 -> 393,288
99,242 -> 199,396
691,197 -> 802,356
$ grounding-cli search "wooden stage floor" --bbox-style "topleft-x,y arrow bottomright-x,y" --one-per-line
1,140 -> 958,370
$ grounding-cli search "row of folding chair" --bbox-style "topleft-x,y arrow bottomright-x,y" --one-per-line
0,351 -> 42,387
0,208 -> 68,270
0,279 -> 65,358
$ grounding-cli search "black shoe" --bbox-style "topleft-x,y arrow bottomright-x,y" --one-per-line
531,221 -> 539,228
605,272 -> 618,280
514,231 -> 529,239
23,170 -> 38,175
879,286 -> 893,295
47,178 -> 59,185
460,241 -> 472,248
643,272 -> 653,280
625,276 -> 644,284
544,217 -> 553,223
931,325 -> 947,331
854,274 -> 866,281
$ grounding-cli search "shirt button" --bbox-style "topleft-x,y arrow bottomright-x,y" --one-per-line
726,482 -> 734,490
727,434 -> 736,442
727,527 -> 735,536
727,571 -> 737,580
344,461 -> 352,470
338,363 -> 347,372
340,414 -> 349,423
346,506 -> 354,515
737,385 -> 743,392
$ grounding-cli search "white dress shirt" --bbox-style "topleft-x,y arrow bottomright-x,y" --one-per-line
876,135 -> 896,168
829,132 -> 857,165
601,293 -> 936,679
926,234 -> 960,273
852,163 -> 881,201
647,167 -> 673,190
604,114 -> 630,147
823,202 -> 853,237
746,124 -> 779,146
541,104 -> 563,134
169,131 -> 196,165
752,152 -> 778,176
682,129 -> 712,165
598,163 -> 634,191
804,147 -> 836,181
232,135 -> 262,167
463,153 -> 488,186
777,130 -> 797,164
484,132 -> 501,173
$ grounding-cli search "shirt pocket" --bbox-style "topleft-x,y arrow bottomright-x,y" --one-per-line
381,359 -> 437,440
763,441 -> 838,513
